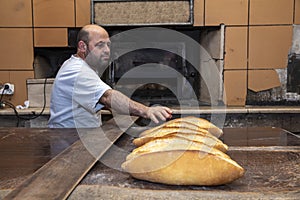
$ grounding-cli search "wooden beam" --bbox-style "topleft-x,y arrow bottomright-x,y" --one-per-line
4,115 -> 138,200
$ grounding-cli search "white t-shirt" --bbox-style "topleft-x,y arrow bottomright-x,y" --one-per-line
48,55 -> 111,128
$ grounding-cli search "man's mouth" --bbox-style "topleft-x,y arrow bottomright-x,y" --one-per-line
102,56 -> 110,60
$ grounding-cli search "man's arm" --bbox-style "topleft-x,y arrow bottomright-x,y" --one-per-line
99,89 -> 172,123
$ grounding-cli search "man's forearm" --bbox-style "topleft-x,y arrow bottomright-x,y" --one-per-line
100,89 -> 148,117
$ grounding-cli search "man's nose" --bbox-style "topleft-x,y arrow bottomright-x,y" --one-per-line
104,44 -> 110,53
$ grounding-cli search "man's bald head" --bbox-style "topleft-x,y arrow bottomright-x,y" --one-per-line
76,24 -> 109,47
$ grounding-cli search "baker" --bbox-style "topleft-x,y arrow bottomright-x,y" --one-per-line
48,24 -> 172,128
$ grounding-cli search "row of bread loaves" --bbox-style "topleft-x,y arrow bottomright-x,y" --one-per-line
121,116 -> 245,186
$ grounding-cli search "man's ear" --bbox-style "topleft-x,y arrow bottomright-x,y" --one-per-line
78,41 -> 87,51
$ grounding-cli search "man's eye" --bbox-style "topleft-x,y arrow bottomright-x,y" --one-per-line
97,43 -> 105,48
96,42 -> 110,49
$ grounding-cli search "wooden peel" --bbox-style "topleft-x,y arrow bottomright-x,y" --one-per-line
4,115 -> 138,200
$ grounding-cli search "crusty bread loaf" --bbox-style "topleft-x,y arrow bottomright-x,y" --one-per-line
122,150 -> 245,186
133,128 -> 227,152
139,116 -> 223,138
128,137 -> 229,161
173,133 -> 228,152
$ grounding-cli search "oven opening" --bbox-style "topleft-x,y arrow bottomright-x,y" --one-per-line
104,47 -> 200,106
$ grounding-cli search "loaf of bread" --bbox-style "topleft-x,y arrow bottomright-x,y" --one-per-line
127,137 -> 229,161
133,128 -> 228,152
122,116 -> 244,186
139,116 -> 223,138
122,150 -> 244,186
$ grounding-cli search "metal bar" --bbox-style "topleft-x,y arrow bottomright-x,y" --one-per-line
229,146 -> 300,152
3,115 -> 138,200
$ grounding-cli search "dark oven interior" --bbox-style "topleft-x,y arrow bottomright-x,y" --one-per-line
105,35 -> 200,106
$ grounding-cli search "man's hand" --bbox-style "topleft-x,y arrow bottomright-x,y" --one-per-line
146,106 -> 172,124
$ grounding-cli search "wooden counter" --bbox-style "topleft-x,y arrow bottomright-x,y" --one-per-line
0,127 -> 299,199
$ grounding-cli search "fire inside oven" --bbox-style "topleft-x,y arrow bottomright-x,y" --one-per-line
106,43 -> 200,106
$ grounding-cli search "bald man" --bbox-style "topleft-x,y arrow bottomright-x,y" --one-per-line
48,24 -> 172,128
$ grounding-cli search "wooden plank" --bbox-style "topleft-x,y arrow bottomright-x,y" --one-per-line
3,115 -> 138,200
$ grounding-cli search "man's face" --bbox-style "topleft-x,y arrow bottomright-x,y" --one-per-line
85,30 -> 111,71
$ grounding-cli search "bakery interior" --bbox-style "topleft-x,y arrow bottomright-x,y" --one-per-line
0,0 -> 300,199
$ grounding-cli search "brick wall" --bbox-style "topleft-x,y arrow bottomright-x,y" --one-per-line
0,0 -> 298,106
